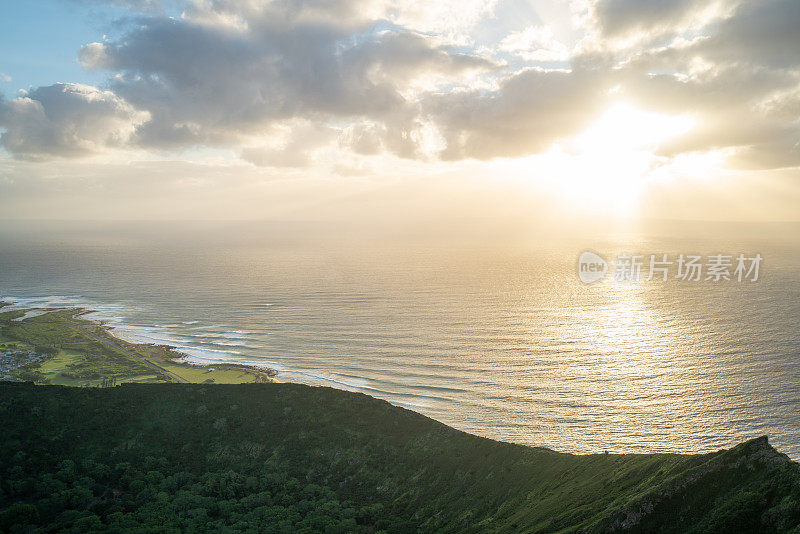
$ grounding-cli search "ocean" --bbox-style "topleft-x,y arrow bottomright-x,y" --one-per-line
1,220 -> 798,457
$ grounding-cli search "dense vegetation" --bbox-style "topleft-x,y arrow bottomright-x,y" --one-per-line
1,382 -> 799,533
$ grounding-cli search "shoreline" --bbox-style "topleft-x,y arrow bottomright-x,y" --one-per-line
0,303 -> 279,385
75,309 -> 281,383
4,300 -> 799,460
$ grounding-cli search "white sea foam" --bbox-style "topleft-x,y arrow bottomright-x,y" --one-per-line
201,340 -> 247,347
186,331 -> 252,339
279,370 -> 369,392
1,295 -> 256,366
1,295 -> 135,325
110,329 -> 167,346
173,346 -> 243,363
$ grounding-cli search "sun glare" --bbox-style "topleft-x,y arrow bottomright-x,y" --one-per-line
543,103 -> 696,215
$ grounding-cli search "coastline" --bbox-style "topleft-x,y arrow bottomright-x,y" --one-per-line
80,310 -> 280,383
0,303 -> 278,385
3,298 -> 800,460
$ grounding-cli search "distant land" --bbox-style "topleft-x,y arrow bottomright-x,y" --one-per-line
1,306 -> 800,532
0,305 -> 276,386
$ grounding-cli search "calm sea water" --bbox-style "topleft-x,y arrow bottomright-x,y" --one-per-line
1,221 -> 798,457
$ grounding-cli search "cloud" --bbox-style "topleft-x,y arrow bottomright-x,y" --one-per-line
690,0 -> 800,69
386,0 -> 498,42
0,83 -> 148,159
611,0 -> 800,169
1,0 -> 798,173
425,66 -> 614,160
74,2 -> 494,151
241,121 -> 338,167
339,121 -> 387,156
588,0 -> 738,41
499,26 -> 570,62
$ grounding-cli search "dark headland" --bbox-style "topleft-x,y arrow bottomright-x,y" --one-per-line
1,383 -> 799,532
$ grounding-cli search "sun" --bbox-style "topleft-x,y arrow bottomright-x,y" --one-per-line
542,103 -> 696,215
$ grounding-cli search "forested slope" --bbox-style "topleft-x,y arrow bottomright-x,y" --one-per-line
1,382 -> 799,533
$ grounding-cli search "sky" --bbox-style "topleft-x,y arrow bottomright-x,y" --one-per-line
0,0 -> 799,222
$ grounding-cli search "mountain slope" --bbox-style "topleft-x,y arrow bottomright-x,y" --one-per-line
1,382 -> 798,533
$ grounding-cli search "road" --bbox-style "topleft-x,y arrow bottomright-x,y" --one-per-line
75,324 -> 188,383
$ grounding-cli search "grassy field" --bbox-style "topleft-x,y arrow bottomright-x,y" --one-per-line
36,349 -> 163,386
0,306 -> 273,386
158,362 -> 259,384
36,349 -> 88,386
1,381 -> 798,532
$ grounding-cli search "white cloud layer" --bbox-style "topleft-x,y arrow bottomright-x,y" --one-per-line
0,83 -> 147,159
0,0 -> 798,172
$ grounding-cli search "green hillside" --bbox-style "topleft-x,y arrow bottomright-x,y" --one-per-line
1,382 -> 799,533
